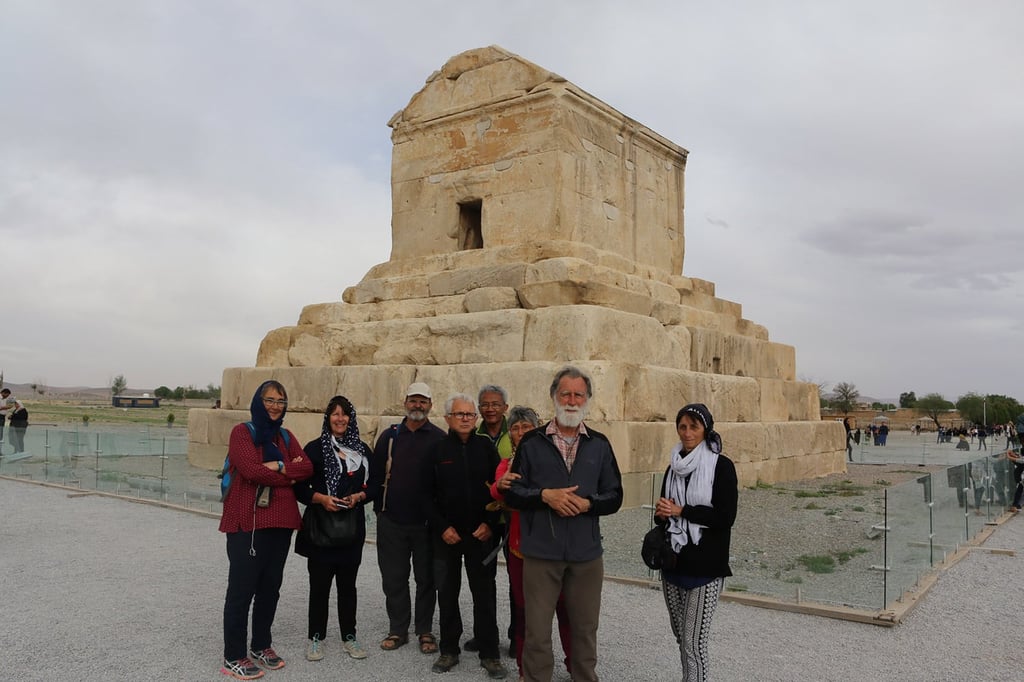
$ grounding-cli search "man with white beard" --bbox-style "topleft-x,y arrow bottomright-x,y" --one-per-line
505,366 -> 623,682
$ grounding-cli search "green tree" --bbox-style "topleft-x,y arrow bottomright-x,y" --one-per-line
957,393 -> 1023,426
986,395 -> 1023,425
830,382 -> 860,415
899,391 -> 917,408
110,374 -> 128,397
206,383 -> 222,399
916,393 -> 955,429
955,393 -> 985,425
154,386 -> 173,399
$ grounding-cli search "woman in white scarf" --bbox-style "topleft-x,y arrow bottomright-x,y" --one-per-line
654,403 -> 738,682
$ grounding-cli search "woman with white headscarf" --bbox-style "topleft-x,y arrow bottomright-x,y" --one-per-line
654,403 -> 738,682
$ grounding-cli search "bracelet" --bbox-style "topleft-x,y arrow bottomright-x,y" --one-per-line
276,460 -> 284,472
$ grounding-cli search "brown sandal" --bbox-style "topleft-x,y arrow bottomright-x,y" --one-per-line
380,634 -> 408,651
418,633 -> 438,654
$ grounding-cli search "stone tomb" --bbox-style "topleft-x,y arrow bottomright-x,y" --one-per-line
188,46 -> 846,507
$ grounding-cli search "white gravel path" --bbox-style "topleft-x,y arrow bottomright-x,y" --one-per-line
2,477 -> 1019,681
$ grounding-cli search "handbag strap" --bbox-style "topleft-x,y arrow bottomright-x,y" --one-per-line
380,425 -> 397,512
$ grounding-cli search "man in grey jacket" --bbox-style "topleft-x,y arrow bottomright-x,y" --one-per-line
505,366 -> 623,682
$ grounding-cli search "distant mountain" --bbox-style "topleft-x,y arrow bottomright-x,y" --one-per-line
0,382 -> 152,399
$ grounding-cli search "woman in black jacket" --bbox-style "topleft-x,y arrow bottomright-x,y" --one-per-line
293,396 -> 376,664
654,403 -> 738,682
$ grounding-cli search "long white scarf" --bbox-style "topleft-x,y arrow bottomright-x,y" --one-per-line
665,440 -> 718,552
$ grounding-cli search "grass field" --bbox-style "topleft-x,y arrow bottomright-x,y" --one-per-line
18,398 -> 210,428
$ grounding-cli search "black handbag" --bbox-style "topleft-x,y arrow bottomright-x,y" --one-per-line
302,504 -> 360,548
641,524 -> 676,571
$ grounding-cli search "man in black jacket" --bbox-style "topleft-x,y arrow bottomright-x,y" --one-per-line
505,366 -> 623,682
368,382 -> 445,653
427,393 -> 507,680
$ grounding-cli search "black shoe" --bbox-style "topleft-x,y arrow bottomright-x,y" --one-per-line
432,654 -> 459,673
463,638 -> 479,652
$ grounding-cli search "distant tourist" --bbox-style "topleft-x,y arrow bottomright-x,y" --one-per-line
0,388 -> 28,456
219,380 -> 313,681
293,395 -> 375,663
654,403 -> 738,682
843,417 -> 856,462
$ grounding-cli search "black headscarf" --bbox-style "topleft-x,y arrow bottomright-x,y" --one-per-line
676,403 -> 723,454
249,380 -> 287,463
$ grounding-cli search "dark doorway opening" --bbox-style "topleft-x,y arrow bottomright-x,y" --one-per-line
458,200 -> 483,250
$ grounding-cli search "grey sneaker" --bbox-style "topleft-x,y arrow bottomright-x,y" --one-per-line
221,658 -> 264,680
432,653 -> 460,673
481,658 -> 508,680
342,635 -> 368,659
249,647 -> 285,670
306,635 -> 324,661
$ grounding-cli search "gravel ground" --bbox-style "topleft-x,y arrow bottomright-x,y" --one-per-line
2,475 -> 1021,682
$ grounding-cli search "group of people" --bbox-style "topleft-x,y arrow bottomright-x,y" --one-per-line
218,366 -> 737,682
0,387 -> 29,457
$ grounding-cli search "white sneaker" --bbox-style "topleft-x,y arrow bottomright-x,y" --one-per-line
306,635 -> 324,661
342,635 -> 367,659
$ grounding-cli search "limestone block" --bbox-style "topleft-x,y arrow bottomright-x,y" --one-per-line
517,281 -> 653,316
397,47 -> 559,126
603,421 -> 677,475
674,307 -> 738,334
299,296 -> 467,325
463,286 -> 521,313
522,306 -> 682,370
346,273 -> 431,304
736,318 -> 769,341
715,422 -> 768,466
708,374 -> 762,423
645,279 -> 681,306
652,301 -> 684,326
664,327 -> 692,373
187,407 -> 210,443
525,257 -> 646,295
256,328 -> 292,367
428,263 -> 529,297
287,327 -> 335,367
222,367 -> 276,409
618,366 -> 711,423
758,379 -> 820,422
689,328 -> 795,381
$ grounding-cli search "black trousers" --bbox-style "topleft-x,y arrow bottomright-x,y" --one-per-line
307,558 -> 360,641
433,534 -> 500,658
375,512 -> 436,636
223,528 -> 293,661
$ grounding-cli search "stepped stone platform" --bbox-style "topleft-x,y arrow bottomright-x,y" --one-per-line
188,46 -> 845,506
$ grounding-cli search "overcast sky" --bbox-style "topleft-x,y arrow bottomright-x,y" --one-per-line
2,1 -> 1021,402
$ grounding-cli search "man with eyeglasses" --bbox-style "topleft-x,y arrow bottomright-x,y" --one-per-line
426,393 -> 506,680
368,382 -> 445,655
476,385 -> 512,461
505,366 -> 623,682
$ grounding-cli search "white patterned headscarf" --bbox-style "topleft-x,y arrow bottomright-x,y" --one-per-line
665,403 -> 721,552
